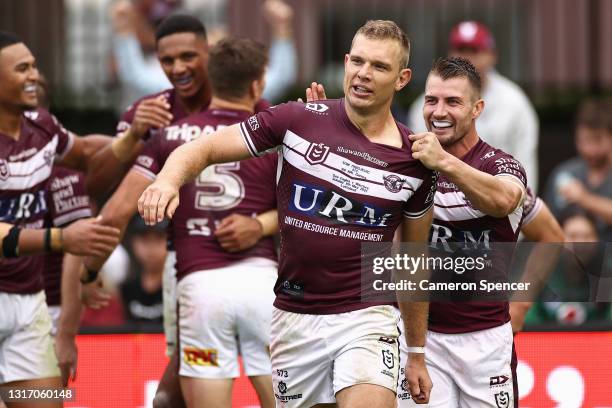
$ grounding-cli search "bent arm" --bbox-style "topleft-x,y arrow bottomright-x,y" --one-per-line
439,155 -> 524,217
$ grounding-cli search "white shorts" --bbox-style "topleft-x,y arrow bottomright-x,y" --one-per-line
0,291 -> 60,384
163,250 -> 178,357
178,258 -> 277,379
397,320 -> 516,408
270,305 -> 400,407
47,305 -> 61,337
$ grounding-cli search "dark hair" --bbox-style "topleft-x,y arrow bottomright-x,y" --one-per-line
575,98 -> 610,131
430,56 -> 482,98
354,20 -> 410,68
0,31 -> 23,52
208,37 -> 268,100
155,14 -> 206,42
559,207 -> 599,232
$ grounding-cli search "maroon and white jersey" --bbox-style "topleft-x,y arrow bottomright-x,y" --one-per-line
428,139 -> 527,333
239,99 -> 437,314
521,187 -> 542,227
132,108 -> 278,281
0,109 -> 75,294
43,167 -> 93,306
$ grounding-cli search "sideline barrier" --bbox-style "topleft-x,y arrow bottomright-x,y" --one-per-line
65,332 -> 612,407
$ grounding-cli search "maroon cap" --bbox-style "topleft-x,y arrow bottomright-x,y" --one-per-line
449,21 -> 495,51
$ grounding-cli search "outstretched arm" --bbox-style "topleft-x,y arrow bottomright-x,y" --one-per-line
139,124 -> 251,224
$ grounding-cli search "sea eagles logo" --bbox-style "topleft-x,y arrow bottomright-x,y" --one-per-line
383,174 -> 405,193
382,350 -> 394,369
0,159 -> 9,180
278,381 -> 288,395
305,103 -> 329,114
305,142 -> 330,165
494,391 -> 510,408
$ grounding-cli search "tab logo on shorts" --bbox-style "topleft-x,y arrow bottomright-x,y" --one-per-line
0,159 -> 9,181
494,391 -> 510,408
382,350 -> 394,369
378,336 -> 396,345
305,142 -> 330,165
490,375 -> 510,387
183,347 -> 219,367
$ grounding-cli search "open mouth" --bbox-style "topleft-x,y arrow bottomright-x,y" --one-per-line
173,75 -> 194,89
431,120 -> 453,129
24,83 -> 37,94
351,84 -> 373,97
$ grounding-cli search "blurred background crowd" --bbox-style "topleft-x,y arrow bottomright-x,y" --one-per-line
1,0 -> 610,331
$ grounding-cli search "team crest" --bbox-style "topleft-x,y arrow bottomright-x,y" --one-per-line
0,159 -> 9,181
305,142 -> 330,165
494,391 -> 510,408
383,174 -> 405,193
278,381 -> 288,395
381,350 -> 394,369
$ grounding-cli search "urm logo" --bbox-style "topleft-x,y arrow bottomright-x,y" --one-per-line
289,182 -> 391,227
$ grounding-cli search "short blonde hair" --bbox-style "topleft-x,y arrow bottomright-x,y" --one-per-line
353,20 -> 410,69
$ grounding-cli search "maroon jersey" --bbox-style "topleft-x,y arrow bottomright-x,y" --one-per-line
132,108 -> 278,280
0,109 -> 74,294
116,88 -> 271,140
43,167 -> 93,306
239,99 -> 437,314
428,139 -> 527,333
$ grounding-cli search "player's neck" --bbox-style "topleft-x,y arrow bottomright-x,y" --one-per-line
345,101 -> 398,145
445,129 -> 479,159
180,87 -> 212,114
209,96 -> 254,113
0,106 -> 22,140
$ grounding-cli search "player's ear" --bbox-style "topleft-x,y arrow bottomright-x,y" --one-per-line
472,98 -> 485,119
395,68 -> 412,91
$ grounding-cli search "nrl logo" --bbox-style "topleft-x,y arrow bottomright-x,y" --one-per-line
305,142 -> 330,165
494,391 -> 510,408
381,350 -> 394,369
383,174 -> 405,193
0,159 -> 9,181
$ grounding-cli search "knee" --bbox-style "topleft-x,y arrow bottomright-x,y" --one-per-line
152,392 -> 172,408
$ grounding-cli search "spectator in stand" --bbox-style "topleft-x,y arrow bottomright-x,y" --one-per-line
543,98 -> 612,243
408,20 -> 539,190
523,210 -> 610,326
120,218 -> 165,325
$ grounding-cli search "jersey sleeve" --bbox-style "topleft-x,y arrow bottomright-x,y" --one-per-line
521,187 -> 543,226
30,109 -> 75,161
46,169 -> 93,227
403,168 -> 437,218
116,104 -> 136,137
482,151 -> 527,190
131,130 -> 180,180
238,102 -> 296,157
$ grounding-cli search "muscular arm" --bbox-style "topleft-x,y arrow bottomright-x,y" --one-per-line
84,169 -> 154,271
439,156 -> 524,218
139,124 -> 252,224
398,207 -> 434,404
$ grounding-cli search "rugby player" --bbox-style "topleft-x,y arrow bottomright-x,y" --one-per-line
0,29 -> 147,407
397,57 -> 526,407
84,37 -> 278,408
139,20 -> 435,408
